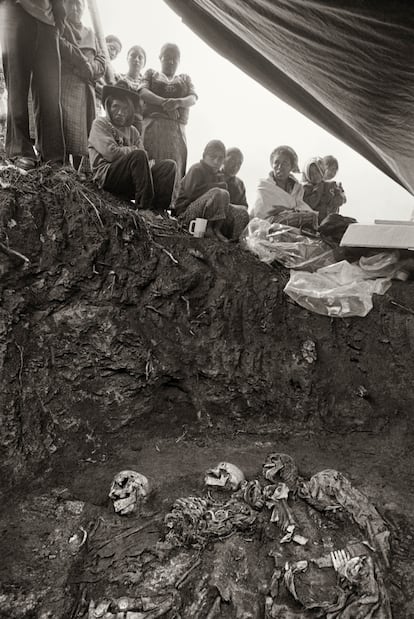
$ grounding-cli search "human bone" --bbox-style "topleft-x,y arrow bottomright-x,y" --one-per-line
204,462 -> 245,490
109,470 -> 150,515
263,453 -> 299,488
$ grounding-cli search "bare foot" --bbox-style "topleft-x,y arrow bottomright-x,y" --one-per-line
214,229 -> 230,243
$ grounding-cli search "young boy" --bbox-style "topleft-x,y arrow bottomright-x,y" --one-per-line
222,147 -> 248,208
88,80 -> 176,212
175,140 -> 249,241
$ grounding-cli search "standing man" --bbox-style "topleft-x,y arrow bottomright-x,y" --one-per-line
0,0 -> 66,170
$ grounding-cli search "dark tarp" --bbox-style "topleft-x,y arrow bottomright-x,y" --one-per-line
164,0 -> 414,194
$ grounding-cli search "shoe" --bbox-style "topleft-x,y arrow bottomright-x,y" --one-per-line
14,157 -> 37,171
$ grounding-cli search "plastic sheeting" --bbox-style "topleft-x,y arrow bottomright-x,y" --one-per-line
243,218 -> 336,271
284,253 -> 400,317
165,0 -> 414,194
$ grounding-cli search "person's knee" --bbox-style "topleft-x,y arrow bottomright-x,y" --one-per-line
128,148 -> 148,168
212,187 -> 230,206
164,158 -> 176,170
208,187 -> 229,200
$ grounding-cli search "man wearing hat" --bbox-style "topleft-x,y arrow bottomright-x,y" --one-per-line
88,80 -> 176,212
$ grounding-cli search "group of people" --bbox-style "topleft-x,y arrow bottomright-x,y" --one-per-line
0,0 -> 347,242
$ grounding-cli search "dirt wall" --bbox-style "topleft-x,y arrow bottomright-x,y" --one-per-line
1,166 -> 413,483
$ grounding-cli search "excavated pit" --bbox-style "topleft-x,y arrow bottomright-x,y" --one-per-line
0,166 -> 413,617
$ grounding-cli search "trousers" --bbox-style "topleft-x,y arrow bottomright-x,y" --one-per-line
103,150 -> 177,211
0,0 -> 65,161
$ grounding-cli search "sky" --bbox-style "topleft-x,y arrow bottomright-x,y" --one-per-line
85,0 -> 414,223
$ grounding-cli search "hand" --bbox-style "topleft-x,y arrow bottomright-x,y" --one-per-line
74,60 -> 93,83
162,98 -> 180,112
51,0 -> 67,34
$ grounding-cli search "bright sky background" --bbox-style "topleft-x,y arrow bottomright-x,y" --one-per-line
85,0 -> 414,223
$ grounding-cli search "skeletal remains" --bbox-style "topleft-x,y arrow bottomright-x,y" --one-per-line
108,470 -> 150,515
204,462 -> 245,491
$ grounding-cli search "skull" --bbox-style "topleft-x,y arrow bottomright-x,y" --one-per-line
205,462 -> 245,491
109,470 -> 150,515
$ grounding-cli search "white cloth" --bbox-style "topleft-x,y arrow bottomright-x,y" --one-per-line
250,173 -> 313,221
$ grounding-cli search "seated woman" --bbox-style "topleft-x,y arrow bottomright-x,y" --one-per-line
250,145 -> 317,228
60,0 -> 105,168
140,43 -> 197,183
88,81 -> 176,213
302,157 -> 346,224
175,140 -> 249,241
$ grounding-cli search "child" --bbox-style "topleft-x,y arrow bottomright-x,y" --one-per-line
302,157 -> 346,224
322,155 -> 339,181
88,80 -> 176,212
175,140 -> 249,241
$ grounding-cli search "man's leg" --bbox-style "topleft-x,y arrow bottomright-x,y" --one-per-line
0,1 -> 36,159
32,21 -> 65,163
151,159 -> 177,212
103,150 -> 154,208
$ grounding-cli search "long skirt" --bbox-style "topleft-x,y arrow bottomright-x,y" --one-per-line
179,188 -> 249,240
142,117 -> 187,180
61,72 -> 95,157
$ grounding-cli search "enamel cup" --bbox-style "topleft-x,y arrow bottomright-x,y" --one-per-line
189,217 -> 208,238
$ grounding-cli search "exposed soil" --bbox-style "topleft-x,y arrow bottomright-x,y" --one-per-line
0,166 -> 413,617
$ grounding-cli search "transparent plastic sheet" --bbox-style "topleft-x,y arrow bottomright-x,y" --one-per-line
243,218 -> 336,271
283,257 -> 399,317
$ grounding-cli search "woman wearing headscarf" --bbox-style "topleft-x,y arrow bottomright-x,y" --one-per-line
302,156 -> 346,224
140,43 -> 197,182
250,145 -> 317,228
60,0 -> 105,167
88,80 -> 176,213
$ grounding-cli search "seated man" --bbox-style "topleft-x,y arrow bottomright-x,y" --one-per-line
88,80 -> 176,212
175,139 -> 249,241
222,147 -> 248,208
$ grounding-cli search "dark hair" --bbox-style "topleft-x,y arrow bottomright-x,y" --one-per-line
269,145 -> 299,172
226,147 -> 243,160
160,42 -> 180,60
203,139 -> 226,158
105,35 -> 122,50
127,45 -> 146,65
105,95 -> 136,127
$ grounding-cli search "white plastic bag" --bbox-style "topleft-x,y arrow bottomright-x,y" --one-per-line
243,218 -> 336,271
284,260 -> 393,317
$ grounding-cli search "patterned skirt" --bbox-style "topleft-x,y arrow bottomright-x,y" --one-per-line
142,117 -> 187,180
61,73 -> 95,157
